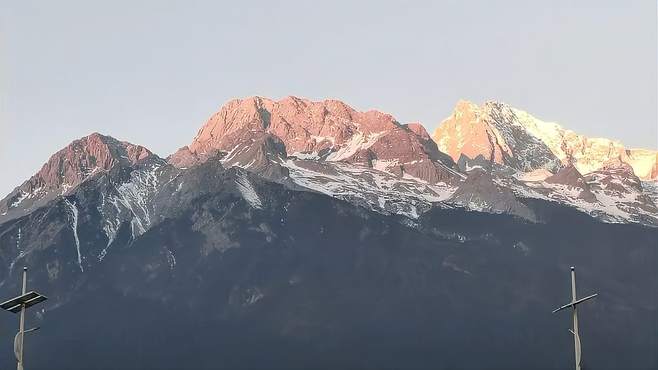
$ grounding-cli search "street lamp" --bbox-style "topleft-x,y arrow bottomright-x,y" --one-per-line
552,266 -> 597,370
0,267 -> 48,370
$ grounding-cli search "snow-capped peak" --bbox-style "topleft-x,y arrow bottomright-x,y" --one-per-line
433,100 -> 658,180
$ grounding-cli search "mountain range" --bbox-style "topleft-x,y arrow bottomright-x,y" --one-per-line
3,96 -> 657,227
0,97 -> 656,369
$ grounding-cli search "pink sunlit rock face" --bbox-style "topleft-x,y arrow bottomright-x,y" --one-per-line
0,133 -> 154,216
432,100 -> 658,180
32,133 -> 152,192
170,96 -> 459,183
2,96 -> 656,229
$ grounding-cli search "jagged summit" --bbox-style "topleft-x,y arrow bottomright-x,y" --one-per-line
432,100 -> 658,180
432,100 -> 564,173
2,96 -> 656,228
170,96 -> 459,184
32,132 -> 153,190
0,132 -> 156,218
185,96 -> 398,156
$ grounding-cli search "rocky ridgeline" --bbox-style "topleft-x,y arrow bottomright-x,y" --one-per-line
433,100 -> 658,180
2,97 -> 657,227
0,133 -> 154,218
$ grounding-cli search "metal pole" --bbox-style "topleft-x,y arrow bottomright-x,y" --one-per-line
553,267 -> 596,369
17,267 -> 27,370
571,267 -> 580,370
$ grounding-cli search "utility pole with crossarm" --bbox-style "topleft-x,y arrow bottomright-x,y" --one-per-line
0,267 -> 48,370
553,266 -> 597,370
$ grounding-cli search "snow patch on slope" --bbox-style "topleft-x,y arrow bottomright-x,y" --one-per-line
64,198 -> 84,272
235,174 -> 263,209
105,163 -> 161,240
9,192 -> 29,208
504,176 -> 658,226
283,159 -> 456,219
326,131 -> 386,161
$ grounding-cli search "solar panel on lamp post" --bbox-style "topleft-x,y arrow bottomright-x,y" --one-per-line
0,267 -> 48,370
552,266 -> 597,370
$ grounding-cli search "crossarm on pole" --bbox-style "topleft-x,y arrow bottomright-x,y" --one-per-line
552,293 -> 598,313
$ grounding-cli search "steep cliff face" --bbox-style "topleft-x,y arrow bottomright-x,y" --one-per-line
4,97 -> 656,230
517,112 -> 658,180
432,100 -> 658,180
170,96 -> 459,184
432,100 -> 563,173
0,133 -> 156,219
163,97 -> 658,226
187,96 -> 399,157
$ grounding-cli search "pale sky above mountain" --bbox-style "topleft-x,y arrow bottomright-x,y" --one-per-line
1,0 -> 656,196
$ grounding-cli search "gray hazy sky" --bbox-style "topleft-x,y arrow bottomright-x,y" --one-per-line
1,0 -> 656,196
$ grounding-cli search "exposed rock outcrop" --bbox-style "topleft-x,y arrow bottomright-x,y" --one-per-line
1,133 -> 156,216
432,100 -> 658,180
545,165 -> 597,203
170,96 -> 459,184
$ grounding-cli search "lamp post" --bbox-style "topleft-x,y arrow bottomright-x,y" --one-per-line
0,267 -> 48,370
552,266 -> 597,370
